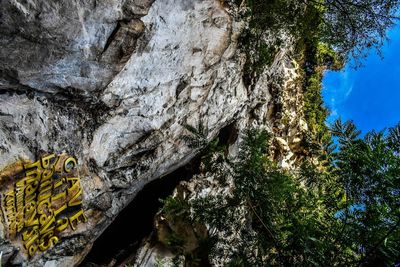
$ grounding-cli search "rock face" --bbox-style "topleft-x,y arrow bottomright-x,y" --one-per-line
131,32 -> 308,267
0,0 -> 306,266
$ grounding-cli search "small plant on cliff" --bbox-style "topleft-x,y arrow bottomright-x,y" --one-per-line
155,258 -> 168,267
182,121 -> 229,173
159,194 -> 213,267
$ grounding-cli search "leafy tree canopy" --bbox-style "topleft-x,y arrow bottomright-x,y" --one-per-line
246,0 -> 400,63
320,0 -> 400,61
164,121 -> 400,266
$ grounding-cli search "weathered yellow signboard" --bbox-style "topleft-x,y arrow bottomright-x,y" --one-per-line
0,154 -> 87,257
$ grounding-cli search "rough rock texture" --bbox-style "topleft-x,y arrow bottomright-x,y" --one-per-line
131,31 -> 308,267
0,0 -> 306,266
264,49 -> 309,169
134,161 -> 251,267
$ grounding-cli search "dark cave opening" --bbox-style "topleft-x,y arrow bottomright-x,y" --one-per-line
79,121 -> 238,267
218,121 -> 238,148
79,159 -> 201,267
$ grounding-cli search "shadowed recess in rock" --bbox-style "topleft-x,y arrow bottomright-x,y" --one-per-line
79,160 -> 201,266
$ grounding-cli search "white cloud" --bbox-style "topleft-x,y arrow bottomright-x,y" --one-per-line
345,86 -> 353,98
323,66 -> 355,122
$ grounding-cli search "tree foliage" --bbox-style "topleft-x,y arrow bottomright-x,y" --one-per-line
231,129 -> 343,266
331,120 -> 400,266
246,0 -> 399,61
319,0 -> 400,61
237,121 -> 400,266
165,122 -> 400,266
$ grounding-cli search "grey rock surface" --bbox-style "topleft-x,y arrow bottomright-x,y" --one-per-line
0,0 -> 306,266
132,30 -> 307,267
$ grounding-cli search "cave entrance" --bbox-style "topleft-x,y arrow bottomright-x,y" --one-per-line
79,159 -> 200,267
79,121 -> 238,267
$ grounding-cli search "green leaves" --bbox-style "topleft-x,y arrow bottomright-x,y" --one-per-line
320,0 -> 400,62
331,119 -> 400,266
221,124 -> 399,265
169,121 -> 400,266
181,122 -> 208,149
230,129 -> 340,266
331,119 -> 361,146
161,196 -> 191,219
388,123 -> 400,153
181,121 -> 229,173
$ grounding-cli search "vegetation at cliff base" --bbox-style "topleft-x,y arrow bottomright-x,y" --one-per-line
230,123 -> 400,266
161,122 -> 400,266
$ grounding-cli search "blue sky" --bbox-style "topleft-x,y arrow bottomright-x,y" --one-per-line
322,24 -> 400,134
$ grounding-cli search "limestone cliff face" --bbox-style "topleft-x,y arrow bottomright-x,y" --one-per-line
0,0 -> 307,266
132,31 -> 307,267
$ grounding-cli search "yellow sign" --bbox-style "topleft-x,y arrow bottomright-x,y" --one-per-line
0,154 -> 87,257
